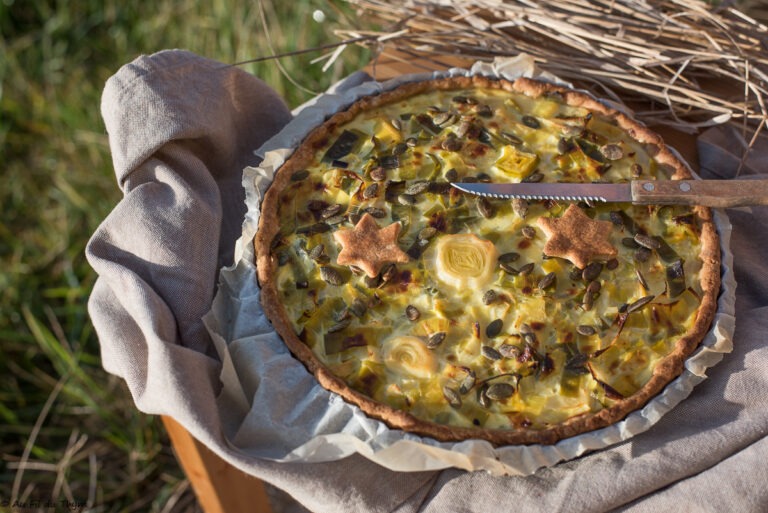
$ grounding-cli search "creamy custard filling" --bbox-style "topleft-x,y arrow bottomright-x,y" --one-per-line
271,86 -> 705,430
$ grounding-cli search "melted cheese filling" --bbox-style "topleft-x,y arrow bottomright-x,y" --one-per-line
272,86 -> 705,430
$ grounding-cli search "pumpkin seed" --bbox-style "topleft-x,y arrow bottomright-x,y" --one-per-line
565,353 -> 590,374
521,225 -> 536,239
498,344 -> 520,359
631,163 -> 643,177
475,104 -> 493,118
538,272 -> 556,290
560,123 -> 584,137
444,168 -> 459,182
334,307 -> 351,322
576,325 -> 596,336
582,290 -> 595,311
392,142 -> 409,156
586,280 -> 602,295
601,144 -> 624,160
406,137 -> 418,148
348,213 -> 361,225
370,166 -> 387,182
427,331 -> 446,349
362,183 -> 379,199
581,262 -> 603,282
512,198 -> 529,219
331,159 -> 349,169
627,294 -> 655,313
443,385 -> 462,408
485,383 -> 515,400
381,263 -> 397,284
335,307 -> 351,321
477,197 -> 495,218
481,345 -> 502,361
398,193 -> 417,206
636,268 -> 649,290
521,171 -> 544,183
521,115 -> 540,129
379,155 -> 400,169
499,252 -> 521,263
405,180 -> 430,195
364,206 -> 387,218
440,134 -> 464,151
634,247 -> 652,263
414,228 -> 436,243
320,266 -> 346,286
519,262 -> 535,276
433,111 -> 455,126
622,237 -> 640,248
320,204 -> 342,219
606,258 -> 619,270
459,370 -> 476,394
569,266 -> 584,281
500,262 -> 519,274
308,243 -> 325,261
478,384 -> 492,408
486,319 -> 503,338
609,211 -> 624,227
325,215 -> 345,226
405,304 -> 421,321
557,137 -> 574,155
502,131 -> 523,145
324,130 -> 360,161
327,318 -> 351,333
634,233 -> 661,250
454,120 -> 472,139
391,118 -> 402,131
482,289 -> 498,305
350,298 -> 367,318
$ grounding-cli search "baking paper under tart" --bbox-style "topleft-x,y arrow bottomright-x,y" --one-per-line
254,73 -> 720,446
212,56 -> 735,475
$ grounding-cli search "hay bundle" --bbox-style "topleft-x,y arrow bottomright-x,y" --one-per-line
333,0 -> 767,143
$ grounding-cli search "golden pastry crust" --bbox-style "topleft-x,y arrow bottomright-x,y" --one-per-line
254,76 -> 721,445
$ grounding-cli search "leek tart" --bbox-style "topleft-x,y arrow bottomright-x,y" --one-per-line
255,76 -> 720,445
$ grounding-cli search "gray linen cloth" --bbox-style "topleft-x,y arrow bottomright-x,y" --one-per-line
88,50 -> 768,512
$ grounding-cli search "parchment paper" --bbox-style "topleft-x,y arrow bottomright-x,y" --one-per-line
205,55 -> 735,475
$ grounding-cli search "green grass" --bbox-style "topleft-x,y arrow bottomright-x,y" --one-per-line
0,1 -> 367,511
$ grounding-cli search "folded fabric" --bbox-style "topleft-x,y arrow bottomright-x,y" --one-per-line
88,50 -> 768,512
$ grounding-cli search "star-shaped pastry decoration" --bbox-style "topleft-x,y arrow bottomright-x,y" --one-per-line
333,213 -> 410,278
537,204 -> 617,269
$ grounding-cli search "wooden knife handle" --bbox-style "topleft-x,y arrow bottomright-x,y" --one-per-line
632,179 -> 768,207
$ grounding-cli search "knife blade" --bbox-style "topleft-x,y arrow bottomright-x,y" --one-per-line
450,179 -> 768,208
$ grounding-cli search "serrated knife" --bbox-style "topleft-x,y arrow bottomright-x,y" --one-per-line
450,180 -> 768,208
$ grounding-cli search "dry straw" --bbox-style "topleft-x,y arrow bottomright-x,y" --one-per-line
331,0 -> 768,144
